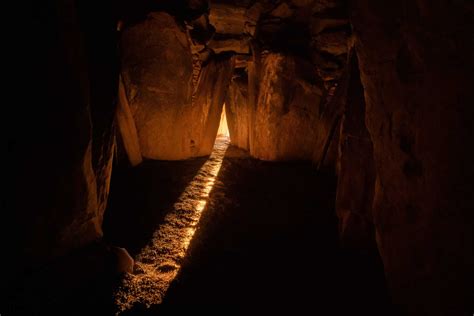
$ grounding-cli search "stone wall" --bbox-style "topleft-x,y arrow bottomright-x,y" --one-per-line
351,1 -> 474,314
14,0 -> 119,265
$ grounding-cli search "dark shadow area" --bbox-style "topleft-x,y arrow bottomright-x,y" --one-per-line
6,241 -> 120,315
123,145 -> 393,315
8,145 -> 394,315
6,157 -> 209,316
103,157 -> 208,256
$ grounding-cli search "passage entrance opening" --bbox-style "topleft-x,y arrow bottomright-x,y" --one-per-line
216,104 -> 230,139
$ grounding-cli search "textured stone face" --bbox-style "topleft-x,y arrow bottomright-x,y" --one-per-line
207,36 -> 250,54
352,1 -> 474,314
18,2 -> 474,315
122,13 -> 234,160
16,0 -> 119,265
209,3 -> 247,35
121,12 -> 235,160
313,31 -> 348,56
311,59 -> 349,168
226,76 -> 251,150
192,54 -> 236,156
191,0 -> 351,163
251,53 -> 323,160
335,54 -> 376,250
121,12 -> 194,160
116,75 -> 142,166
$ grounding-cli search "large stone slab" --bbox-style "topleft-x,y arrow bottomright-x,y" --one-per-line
335,54 -> 376,250
226,77 -> 251,150
251,53 -> 323,160
352,1 -> 474,314
16,0 -> 118,265
192,53 -> 236,156
121,12 -> 194,160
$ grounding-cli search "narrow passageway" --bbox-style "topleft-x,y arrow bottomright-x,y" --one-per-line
110,136 -> 229,311
104,135 -> 391,315
16,2 -> 474,315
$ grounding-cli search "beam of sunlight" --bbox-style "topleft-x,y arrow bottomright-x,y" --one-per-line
114,136 -> 229,313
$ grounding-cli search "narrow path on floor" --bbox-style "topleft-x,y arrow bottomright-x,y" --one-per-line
104,138 -> 391,315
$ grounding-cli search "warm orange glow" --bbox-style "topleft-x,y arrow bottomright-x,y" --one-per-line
114,137 -> 229,312
217,104 -> 230,138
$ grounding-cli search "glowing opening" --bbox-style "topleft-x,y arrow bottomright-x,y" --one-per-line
114,135 -> 229,312
217,104 -> 229,138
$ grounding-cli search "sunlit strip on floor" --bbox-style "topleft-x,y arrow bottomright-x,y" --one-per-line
114,137 -> 229,313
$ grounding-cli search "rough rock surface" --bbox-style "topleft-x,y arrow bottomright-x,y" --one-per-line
112,247 -> 135,274
116,75 -> 143,166
15,2 -> 474,315
209,3 -> 247,35
192,53 -> 236,156
251,53 -> 323,160
121,12 -> 235,160
208,36 -> 250,54
313,31 -> 348,56
311,61 -> 349,168
121,12 -> 194,160
352,1 -> 474,314
335,54 -> 376,250
226,75 -> 251,150
14,0 -> 119,266
309,3 -> 351,84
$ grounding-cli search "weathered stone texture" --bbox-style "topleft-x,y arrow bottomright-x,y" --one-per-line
352,1 -> 474,314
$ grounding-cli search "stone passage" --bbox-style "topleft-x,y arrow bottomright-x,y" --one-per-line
13,2 -> 474,316
113,137 -> 229,312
